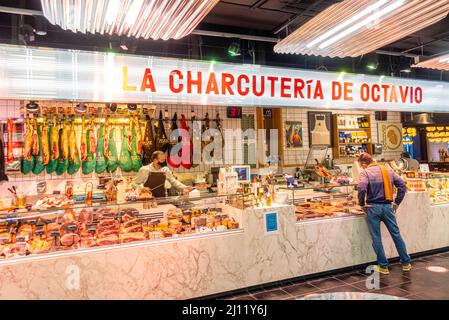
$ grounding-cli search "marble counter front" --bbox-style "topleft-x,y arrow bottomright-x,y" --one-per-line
0,192 -> 448,299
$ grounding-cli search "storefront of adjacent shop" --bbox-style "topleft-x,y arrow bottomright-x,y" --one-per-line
0,44 -> 448,299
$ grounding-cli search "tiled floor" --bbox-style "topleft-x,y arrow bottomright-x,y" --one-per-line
221,251 -> 449,300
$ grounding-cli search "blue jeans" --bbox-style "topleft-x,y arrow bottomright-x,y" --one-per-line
365,203 -> 411,269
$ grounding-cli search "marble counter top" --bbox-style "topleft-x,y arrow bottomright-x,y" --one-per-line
0,192 -> 448,299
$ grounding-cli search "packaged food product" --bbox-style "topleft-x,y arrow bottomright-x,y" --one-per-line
166,208 -> 183,219
221,217 -> 230,227
148,231 -> 163,240
158,219 -> 169,231
197,216 -> 207,227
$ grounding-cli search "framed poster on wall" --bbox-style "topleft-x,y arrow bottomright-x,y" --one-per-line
308,111 -> 333,147
285,121 -> 303,148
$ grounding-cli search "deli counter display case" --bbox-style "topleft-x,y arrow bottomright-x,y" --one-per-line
406,175 -> 449,205
0,193 -> 241,261
278,183 -> 364,222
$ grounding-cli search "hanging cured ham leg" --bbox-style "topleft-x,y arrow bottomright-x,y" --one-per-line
134,116 -> 142,155
31,118 -> 39,156
190,111 -> 200,169
41,118 -> 50,166
23,117 -> 33,161
130,117 -> 142,172
50,116 -> 60,160
67,119 -> 81,175
46,116 -> 59,174
155,111 -> 169,153
141,115 -> 156,166
90,117 -> 97,153
21,117 -> 34,174
167,113 -> 181,168
180,114 -> 193,169
119,126 -> 133,173
55,121 -> 69,176
32,120 -> 45,175
106,126 -> 119,173
82,118 -> 96,175
95,124 -> 107,174
80,116 -> 87,161
103,117 -> 110,160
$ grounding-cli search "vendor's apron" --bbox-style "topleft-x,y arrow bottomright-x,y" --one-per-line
143,172 -> 167,197
310,114 -> 330,145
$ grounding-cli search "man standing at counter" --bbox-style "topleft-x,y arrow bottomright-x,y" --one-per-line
132,151 -> 192,197
357,153 -> 411,275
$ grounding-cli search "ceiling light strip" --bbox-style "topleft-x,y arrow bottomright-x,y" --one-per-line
274,0 -> 449,58
319,0 -> 405,49
307,0 -> 388,48
40,0 -> 219,40
334,0 -> 449,57
413,53 -> 449,71
288,0 -> 449,57
282,1 -> 367,52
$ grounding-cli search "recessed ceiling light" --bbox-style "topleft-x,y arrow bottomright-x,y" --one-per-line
228,42 -> 241,57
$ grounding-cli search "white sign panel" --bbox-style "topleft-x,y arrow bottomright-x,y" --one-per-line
0,44 -> 448,111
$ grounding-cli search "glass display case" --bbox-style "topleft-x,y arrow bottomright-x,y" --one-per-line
279,183 -> 365,222
406,175 -> 449,205
0,193 -> 241,261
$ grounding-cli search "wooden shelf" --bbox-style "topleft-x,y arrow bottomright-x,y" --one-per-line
333,113 -> 373,159
338,142 -> 370,145
338,128 -> 371,131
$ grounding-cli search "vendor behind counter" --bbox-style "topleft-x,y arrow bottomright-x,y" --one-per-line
132,151 -> 193,197
400,152 -> 419,171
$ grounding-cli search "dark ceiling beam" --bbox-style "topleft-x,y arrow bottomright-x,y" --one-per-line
375,50 -> 419,59
219,0 -> 302,15
400,30 -> 449,54
192,29 -> 278,42
0,5 -> 42,16
273,0 -> 330,35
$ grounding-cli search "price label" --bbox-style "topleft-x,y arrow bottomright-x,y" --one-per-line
15,236 -> 26,243
67,223 -> 78,231
50,231 -> 60,238
419,164 -> 430,173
